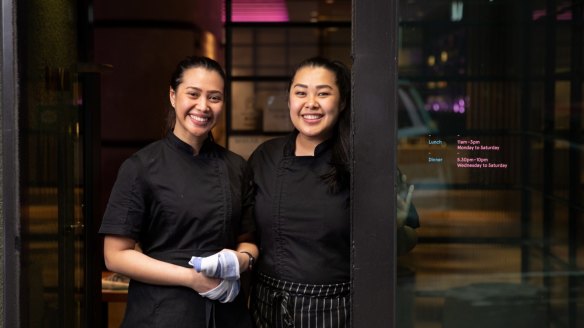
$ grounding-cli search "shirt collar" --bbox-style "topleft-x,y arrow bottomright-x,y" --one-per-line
283,130 -> 334,157
166,132 -> 214,156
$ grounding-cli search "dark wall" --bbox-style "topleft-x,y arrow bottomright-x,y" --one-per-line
93,0 -> 223,217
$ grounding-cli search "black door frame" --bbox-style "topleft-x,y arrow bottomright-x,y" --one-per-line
351,0 -> 397,326
2,0 -> 20,327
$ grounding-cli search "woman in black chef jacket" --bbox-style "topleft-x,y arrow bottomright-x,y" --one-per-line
248,57 -> 419,328
99,56 -> 258,328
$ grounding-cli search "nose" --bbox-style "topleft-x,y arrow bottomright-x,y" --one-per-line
197,97 -> 210,112
304,94 -> 319,109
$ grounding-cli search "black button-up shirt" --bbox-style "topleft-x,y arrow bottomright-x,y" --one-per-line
99,132 -> 254,327
249,132 -> 350,284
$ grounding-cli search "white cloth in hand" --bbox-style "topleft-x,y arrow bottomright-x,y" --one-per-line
188,251 -> 240,280
198,279 -> 240,303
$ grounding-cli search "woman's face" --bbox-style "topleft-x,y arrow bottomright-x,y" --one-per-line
288,66 -> 342,144
169,67 -> 224,144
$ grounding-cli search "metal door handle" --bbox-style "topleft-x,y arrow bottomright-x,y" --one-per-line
66,222 -> 85,234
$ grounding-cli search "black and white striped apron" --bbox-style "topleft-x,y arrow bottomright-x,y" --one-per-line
250,272 -> 351,328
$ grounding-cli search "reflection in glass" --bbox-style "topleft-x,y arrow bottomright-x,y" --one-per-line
397,1 -> 583,327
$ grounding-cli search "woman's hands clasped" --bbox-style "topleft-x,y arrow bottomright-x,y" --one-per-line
189,250 -> 241,303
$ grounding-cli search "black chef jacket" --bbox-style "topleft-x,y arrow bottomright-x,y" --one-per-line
249,132 -> 421,286
99,132 -> 254,328
249,132 -> 350,284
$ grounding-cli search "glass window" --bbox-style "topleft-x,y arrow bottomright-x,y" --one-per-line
397,1 -> 584,327
231,27 -> 349,78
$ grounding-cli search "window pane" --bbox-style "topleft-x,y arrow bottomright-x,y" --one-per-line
231,27 -> 350,77
397,1 -> 584,327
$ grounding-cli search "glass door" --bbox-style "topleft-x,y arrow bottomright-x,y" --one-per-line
18,0 -> 97,326
20,67 -> 87,328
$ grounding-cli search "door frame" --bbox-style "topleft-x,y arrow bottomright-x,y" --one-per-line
351,0 -> 398,326
2,0 -> 20,327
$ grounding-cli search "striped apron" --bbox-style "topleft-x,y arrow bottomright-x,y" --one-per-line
250,272 -> 351,328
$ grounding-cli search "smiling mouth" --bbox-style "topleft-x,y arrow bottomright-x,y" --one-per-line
190,114 -> 210,124
302,114 -> 323,120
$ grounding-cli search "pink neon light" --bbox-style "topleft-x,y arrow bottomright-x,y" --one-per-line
532,2 -> 573,21
223,0 -> 289,22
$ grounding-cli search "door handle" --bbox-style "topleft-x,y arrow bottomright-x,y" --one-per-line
66,222 -> 85,234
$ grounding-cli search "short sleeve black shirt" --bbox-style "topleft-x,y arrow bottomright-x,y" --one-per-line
99,132 -> 255,265
99,133 -> 255,327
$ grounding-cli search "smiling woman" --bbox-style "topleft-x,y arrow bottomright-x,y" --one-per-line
167,57 -> 226,154
248,57 -> 352,328
169,72 -> 223,150
99,56 -> 258,328
288,65 -> 344,156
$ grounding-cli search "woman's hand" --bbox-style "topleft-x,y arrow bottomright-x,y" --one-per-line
396,172 -> 418,256
187,270 -> 221,293
189,250 -> 240,280
397,172 -> 414,228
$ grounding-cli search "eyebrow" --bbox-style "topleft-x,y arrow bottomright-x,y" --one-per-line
292,83 -> 333,89
185,86 -> 223,94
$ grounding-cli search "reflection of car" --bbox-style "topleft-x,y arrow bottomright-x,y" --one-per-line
398,81 -> 438,138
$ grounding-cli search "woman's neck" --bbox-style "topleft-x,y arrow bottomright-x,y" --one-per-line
295,134 -> 325,156
174,130 -> 206,155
